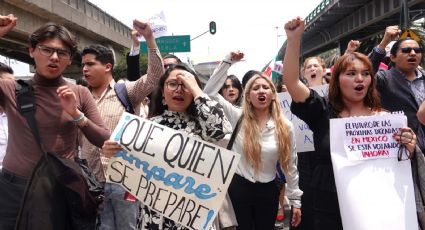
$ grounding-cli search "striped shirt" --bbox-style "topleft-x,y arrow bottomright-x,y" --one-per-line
81,48 -> 164,182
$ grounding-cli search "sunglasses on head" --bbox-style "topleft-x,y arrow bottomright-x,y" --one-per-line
400,47 -> 423,54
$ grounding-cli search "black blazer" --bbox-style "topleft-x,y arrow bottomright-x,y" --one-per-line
376,67 -> 425,151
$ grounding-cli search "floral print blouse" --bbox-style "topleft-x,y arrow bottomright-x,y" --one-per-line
140,94 -> 231,230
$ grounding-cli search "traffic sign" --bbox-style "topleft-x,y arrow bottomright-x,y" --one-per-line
400,29 -> 420,42
140,35 -> 191,53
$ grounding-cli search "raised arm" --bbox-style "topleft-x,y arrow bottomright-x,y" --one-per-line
203,51 -> 244,125
369,25 -> 400,73
344,40 -> 360,55
204,51 -> 244,97
126,19 -> 164,106
126,30 -> 141,81
0,14 -> 17,37
282,17 -> 310,103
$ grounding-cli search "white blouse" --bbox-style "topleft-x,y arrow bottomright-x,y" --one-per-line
203,55 -> 303,208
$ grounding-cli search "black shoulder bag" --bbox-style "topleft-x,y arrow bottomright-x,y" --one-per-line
227,115 -> 243,150
14,80 -> 103,230
114,83 -> 134,114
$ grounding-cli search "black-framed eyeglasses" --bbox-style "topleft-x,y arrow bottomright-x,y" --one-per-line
400,47 -> 423,54
397,145 -> 410,161
397,130 -> 414,161
165,81 -> 189,92
37,45 -> 71,60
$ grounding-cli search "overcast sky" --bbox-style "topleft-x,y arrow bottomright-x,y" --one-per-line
4,0 -> 322,77
88,0 -> 322,77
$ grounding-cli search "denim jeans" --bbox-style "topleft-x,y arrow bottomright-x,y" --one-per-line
100,183 -> 140,230
0,170 -> 27,230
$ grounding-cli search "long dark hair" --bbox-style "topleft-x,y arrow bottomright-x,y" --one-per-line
149,64 -> 201,117
328,52 -> 381,114
219,75 -> 243,106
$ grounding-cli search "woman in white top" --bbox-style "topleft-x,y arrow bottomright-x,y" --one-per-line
204,51 -> 302,229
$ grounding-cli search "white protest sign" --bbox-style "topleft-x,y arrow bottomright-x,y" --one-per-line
138,11 -> 168,41
278,84 -> 328,152
342,114 -> 405,160
106,113 -> 240,230
330,113 -> 417,230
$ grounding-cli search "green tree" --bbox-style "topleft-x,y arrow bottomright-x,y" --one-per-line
112,48 -> 149,81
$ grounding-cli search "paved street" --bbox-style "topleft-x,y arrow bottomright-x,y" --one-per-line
274,202 -> 291,230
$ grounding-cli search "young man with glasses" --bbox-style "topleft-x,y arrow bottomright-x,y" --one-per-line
369,26 -> 425,153
80,19 -> 164,230
0,17 -> 110,229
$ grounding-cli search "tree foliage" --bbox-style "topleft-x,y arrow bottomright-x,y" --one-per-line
112,48 -> 149,81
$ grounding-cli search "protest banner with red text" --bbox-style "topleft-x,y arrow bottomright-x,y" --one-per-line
330,113 -> 417,230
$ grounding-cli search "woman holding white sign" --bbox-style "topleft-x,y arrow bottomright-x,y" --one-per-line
282,17 -> 419,230
103,63 -> 232,230
204,51 -> 303,229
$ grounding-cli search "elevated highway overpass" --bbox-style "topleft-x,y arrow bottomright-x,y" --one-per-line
279,0 -> 425,60
0,0 -> 132,76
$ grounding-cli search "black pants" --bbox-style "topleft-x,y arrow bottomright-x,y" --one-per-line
291,151 -> 315,230
0,169 -> 27,230
313,189 -> 343,230
228,174 -> 279,230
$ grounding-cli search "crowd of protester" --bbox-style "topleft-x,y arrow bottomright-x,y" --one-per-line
0,12 -> 424,230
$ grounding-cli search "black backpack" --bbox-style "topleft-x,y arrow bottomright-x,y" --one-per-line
114,83 -> 134,114
14,80 -> 103,230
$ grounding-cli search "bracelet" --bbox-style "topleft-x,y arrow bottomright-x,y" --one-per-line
222,60 -> 231,65
72,112 -> 85,123
76,117 -> 89,128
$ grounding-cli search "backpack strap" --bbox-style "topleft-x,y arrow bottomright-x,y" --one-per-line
15,79 -> 46,158
114,83 -> 134,114
227,115 -> 243,150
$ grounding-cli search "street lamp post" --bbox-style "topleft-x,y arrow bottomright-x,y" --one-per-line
275,26 -> 287,52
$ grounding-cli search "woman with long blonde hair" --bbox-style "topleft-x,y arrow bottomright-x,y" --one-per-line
204,52 -> 302,229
